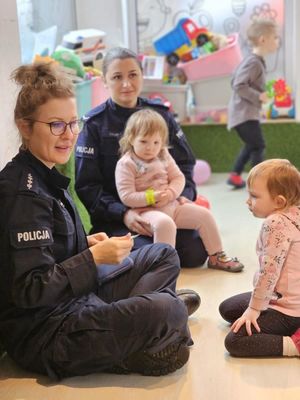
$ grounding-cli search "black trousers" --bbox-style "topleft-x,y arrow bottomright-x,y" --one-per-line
44,244 -> 191,379
232,120 -> 266,174
219,292 -> 300,357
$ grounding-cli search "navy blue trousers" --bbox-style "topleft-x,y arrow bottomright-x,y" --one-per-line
44,244 -> 191,378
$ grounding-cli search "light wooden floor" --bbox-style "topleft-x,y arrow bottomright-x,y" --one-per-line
0,173 -> 299,400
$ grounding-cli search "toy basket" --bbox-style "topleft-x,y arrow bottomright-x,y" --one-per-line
75,80 -> 92,118
91,77 -> 109,107
179,33 -> 242,81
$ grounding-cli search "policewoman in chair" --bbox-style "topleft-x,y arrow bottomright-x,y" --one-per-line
0,62 -> 200,379
75,47 -> 208,268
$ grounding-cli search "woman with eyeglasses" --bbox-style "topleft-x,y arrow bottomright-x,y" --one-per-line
0,62 -> 195,379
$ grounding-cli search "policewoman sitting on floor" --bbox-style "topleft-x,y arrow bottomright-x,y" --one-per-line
0,62 -> 200,379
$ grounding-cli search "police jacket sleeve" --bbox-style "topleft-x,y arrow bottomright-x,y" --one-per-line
7,194 -> 97,308
75,122 -> 128,223
167,116 -> 197,201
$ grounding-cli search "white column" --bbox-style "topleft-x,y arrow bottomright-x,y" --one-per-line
0,0 -> 21,170
293,0 -> 300,121
121,0 -> 138,52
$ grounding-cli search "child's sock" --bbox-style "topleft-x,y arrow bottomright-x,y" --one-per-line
283,335 -> 300,357
291,328 -> 300,352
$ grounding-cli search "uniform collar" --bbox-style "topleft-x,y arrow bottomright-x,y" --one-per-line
19,149 -> 70,190
108,97 -> 144,114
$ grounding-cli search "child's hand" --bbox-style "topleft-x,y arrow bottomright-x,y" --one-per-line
154,190 -> 172,208
154,190 -> 167,202
259,91 -> 269,104
231,307 -> 261,336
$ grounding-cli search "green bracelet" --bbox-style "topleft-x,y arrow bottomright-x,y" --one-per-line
145,188 -> 156,206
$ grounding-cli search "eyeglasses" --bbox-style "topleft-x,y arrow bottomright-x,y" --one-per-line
25,119 -> 83,136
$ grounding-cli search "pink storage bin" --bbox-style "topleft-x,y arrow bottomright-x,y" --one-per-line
91,76 -> 109,107
178,33 -> 242,81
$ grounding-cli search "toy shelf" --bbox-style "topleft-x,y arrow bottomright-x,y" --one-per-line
75,77 -> 109,117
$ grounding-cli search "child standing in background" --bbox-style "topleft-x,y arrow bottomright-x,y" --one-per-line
115,108 -> 244,272
220,159 -> 300,357
227,19 -> 279,189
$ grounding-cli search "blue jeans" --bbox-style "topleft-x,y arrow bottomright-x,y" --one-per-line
232,120 -> 265,174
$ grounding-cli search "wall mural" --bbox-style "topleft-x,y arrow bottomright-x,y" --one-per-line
137,0 -> 284,78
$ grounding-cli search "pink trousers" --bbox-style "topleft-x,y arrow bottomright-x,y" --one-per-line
141,202 -> 222,255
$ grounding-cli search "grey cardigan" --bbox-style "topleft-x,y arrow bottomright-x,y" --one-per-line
227,53 -> 266,130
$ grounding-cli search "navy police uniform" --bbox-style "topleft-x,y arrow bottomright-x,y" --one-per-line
75,98 -> 207,267
0,150 -> 191,379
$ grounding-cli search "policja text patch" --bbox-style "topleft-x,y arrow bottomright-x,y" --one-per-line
10,226 -> 53,248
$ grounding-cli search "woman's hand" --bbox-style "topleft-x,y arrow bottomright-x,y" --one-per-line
89,233 -> 133,265
87,232 -> 109,247
124,209 -> 152,236
231,307 -> 261,336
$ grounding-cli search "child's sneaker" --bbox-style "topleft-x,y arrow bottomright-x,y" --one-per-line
291,328 -> 300,354
207,251 -> 244,272
227,173 -> 246,189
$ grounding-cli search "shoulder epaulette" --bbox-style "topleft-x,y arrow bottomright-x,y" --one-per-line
82,101 -> 108,122
19,169 -> 39,194
140,97 -> 169,112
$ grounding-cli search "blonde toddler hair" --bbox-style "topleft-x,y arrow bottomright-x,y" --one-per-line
119,108 -> 169,158
247,18 -> 278,47
247,159 -> 300,207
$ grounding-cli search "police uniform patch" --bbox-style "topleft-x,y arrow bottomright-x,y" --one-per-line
108,132 -> 121,137
75,144 -> 96,159
27,173 -> 33,189
10,226 -> 53,248
176,129 -> 184,139
20,170 -> 39,193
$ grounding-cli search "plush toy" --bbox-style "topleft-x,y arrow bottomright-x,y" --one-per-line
52,49 -> 85,78
210,33 -> 229,51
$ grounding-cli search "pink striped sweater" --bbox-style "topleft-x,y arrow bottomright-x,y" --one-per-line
250,206 -> 300,317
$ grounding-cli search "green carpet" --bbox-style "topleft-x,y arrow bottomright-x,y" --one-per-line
183,122 -> 300,172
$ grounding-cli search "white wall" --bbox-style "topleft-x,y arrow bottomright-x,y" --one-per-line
75,0 -> 125,48
0,0 -> 21,170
